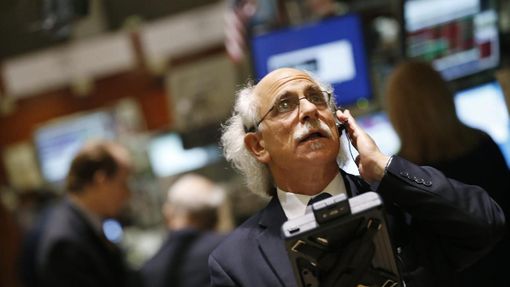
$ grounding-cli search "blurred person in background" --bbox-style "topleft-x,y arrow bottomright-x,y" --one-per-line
18,189 -> 59,287
0,199 -> 22,287
141,173 -> 229,287
36,140 -> 141,287
384,60 -> 510,286
208,67 -> 505,286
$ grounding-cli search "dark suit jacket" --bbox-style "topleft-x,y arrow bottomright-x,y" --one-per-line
141,229 -> 226,287
36,198 -> 139,287
209,156 -> 506,287
424,132 -> 510,286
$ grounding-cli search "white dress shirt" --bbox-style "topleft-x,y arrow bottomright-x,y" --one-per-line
277,173 -> 347,220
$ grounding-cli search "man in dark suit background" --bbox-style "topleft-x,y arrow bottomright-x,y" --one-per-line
208,68 -> 506,286
36,140 -> 140,287
141,173 -> 229,287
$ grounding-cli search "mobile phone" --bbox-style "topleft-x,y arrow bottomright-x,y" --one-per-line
336,119 -> 346,136
333,107 -> 347,136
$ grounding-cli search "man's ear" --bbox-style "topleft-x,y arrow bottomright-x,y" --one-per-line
244,133 -> 270,163
163,203 -> 174,225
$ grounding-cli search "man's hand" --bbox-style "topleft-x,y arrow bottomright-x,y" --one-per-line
336,110 -> 391,183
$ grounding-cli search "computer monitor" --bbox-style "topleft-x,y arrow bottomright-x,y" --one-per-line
34,110 -> 117,184
251,13 -> 372,107
341,111 -> 401,175
454,81 -> 510,168
147,132 -> 221,178
403,0 -> 500,81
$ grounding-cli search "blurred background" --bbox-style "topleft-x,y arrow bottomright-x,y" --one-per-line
0,0 -> 509,284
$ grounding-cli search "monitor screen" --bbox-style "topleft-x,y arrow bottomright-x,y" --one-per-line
34,111 -> 117,184
342,111 -> 401,175
251,13 -> 372,107
147,132 -> 222,178
403,0 -> 500,81
454,81 -> 510,168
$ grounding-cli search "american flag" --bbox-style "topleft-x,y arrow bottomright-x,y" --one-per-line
224,0 -> 257,63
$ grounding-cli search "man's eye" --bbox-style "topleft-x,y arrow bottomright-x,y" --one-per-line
277,98 -> 294,112
308,93 -> 324,104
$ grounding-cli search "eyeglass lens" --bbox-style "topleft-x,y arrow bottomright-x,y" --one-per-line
272,91 -> 329,116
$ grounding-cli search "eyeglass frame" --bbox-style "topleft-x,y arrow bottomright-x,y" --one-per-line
246,89 -> 334,133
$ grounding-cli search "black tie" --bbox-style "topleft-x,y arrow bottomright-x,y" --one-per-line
308,192 -> 332,206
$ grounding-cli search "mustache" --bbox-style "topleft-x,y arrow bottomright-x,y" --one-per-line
293,119 -> 333,142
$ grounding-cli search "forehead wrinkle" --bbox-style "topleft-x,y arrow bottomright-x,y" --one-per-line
280,81 -> 322,95
255,73 -> 318,109
264,74 -> 316,96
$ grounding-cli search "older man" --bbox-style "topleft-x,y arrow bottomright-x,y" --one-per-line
141,174 -> 229,287
208,68 -> 505,287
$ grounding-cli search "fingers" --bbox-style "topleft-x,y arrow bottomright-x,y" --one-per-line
335,109 -> 349,125
335,109 -> 360,134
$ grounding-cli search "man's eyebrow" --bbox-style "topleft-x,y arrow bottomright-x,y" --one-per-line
275,84 -> 321,99
304,84 -> 322,92
274,90 -> 294,100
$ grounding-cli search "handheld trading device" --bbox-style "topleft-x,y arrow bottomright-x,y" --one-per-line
282,192 -> 402,287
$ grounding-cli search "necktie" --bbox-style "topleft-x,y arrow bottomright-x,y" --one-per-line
308,192 -> 332,206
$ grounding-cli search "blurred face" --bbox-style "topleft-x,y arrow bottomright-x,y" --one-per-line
251,68 -> 340,170
104,166 -> 132,218
96,146 -> 133,218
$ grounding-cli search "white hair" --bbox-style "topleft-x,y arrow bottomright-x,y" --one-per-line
167,173 -> 225,210
221,83 -> 274,197
220,70 -> 348,197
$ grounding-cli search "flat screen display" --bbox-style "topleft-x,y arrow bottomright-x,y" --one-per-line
403,0 -> 500,80
147,132 -> 221,178
251,13 -> 372,107
454,81 -> 510,168
34,111 -> 117,184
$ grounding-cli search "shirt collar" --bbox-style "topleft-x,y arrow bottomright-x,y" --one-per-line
68,196 -> 104,236
277,172 -> 347,220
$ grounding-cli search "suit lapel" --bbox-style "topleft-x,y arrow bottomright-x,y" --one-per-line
340,168 -> 372,197
256,196 -> 297,287
65,200 -> 124,263
255,172 -> 370,287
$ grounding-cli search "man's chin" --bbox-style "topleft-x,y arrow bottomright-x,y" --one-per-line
296,141 -> 338,161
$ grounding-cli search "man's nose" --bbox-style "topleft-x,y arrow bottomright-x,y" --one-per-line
298,96 -> 319,121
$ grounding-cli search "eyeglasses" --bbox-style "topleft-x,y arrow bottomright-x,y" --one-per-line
251,89 -> 332,131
